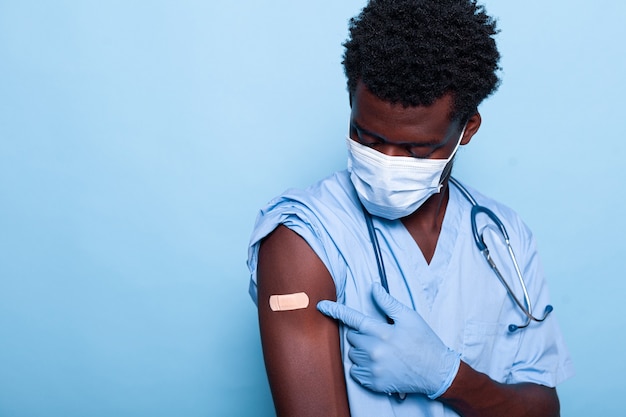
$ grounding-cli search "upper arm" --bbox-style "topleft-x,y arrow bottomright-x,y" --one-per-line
257,224 -> 350,417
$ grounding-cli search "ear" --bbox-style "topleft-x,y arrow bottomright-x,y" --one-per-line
460,112 -> 481,145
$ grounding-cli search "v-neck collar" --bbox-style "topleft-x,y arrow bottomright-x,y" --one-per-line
368,187 -> 464,317
387,187 -> 465,311
399,187 -> 463,269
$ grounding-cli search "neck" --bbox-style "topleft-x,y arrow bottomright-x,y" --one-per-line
401,178 -> 451,264
403,179 -> 450,230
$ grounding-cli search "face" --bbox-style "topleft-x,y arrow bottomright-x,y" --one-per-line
349,81 -> 481,159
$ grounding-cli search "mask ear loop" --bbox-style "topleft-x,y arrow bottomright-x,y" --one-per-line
449,122 -> 468,159
438,122 -> 467,188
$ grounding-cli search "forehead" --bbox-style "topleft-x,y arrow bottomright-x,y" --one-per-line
351,82 -> 455,141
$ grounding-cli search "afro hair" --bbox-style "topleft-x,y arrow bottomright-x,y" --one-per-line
343,0 -> 501,120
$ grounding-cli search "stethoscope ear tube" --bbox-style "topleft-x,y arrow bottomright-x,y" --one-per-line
362,203 -> 395,329
362,202 -> 389,294
508,304 -> 554,332
362,202 -> 403,403
452,177 -> 553,332
470,204 -> 510,252
360,177 -> 553,338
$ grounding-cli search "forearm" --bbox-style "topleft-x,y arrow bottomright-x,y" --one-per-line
438,361 -> 559,417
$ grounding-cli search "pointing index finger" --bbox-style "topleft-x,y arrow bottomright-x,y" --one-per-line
317,300 -> 367,330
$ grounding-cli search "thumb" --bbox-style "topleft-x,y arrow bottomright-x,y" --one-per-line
370,283 -> 412,322
317,300 -> 366,331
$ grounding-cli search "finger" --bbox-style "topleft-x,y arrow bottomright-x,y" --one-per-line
345,329 -> 371,349
347,346 -> 370,366
350,364 -> 375,390
371,283 -> 411,321
317,300 -> 366,330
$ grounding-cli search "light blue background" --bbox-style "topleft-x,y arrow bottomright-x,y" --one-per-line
1,1 -> 624,416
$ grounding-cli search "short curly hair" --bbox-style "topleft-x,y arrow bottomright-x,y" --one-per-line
343,0 -> 501,120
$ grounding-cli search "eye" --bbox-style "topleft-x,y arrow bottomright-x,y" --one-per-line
352,126 -> 379,147
406,144 -> 437,159
364,138 -> 383,148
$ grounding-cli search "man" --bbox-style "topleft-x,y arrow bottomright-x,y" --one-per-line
247,1 -> 574,416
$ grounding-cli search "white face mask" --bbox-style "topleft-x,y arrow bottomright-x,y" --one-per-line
347,126 -> 466,220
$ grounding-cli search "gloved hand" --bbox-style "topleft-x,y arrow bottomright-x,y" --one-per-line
317,283 -> 461,399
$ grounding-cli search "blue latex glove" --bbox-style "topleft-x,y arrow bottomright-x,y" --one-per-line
317,283 -> 461,399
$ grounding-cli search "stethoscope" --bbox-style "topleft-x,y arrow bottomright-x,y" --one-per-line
362,176 -> 553,333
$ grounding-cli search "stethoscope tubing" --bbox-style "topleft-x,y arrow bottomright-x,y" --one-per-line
361,176 -> 553,333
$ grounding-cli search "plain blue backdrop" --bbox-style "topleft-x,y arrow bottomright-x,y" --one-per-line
1,1 -> 624,416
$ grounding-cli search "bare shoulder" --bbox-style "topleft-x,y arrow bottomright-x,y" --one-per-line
258,224 -> 336,302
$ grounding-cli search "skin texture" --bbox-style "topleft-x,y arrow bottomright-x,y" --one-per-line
440,362 -> 560,417
257,81 -> 560,416
257,225 -> 350,417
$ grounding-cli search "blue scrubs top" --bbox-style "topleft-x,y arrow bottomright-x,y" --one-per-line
248,170 -> 574,417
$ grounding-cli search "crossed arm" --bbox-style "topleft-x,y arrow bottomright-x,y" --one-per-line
257,225 -> 560,417
440,363 -> 559,417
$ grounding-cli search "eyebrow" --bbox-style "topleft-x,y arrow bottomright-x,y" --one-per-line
351,121 -> 447,148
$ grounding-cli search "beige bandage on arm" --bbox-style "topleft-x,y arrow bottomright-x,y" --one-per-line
269,292 -> 310,311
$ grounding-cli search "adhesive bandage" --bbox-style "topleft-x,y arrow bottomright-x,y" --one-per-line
269,292 -> 310,311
